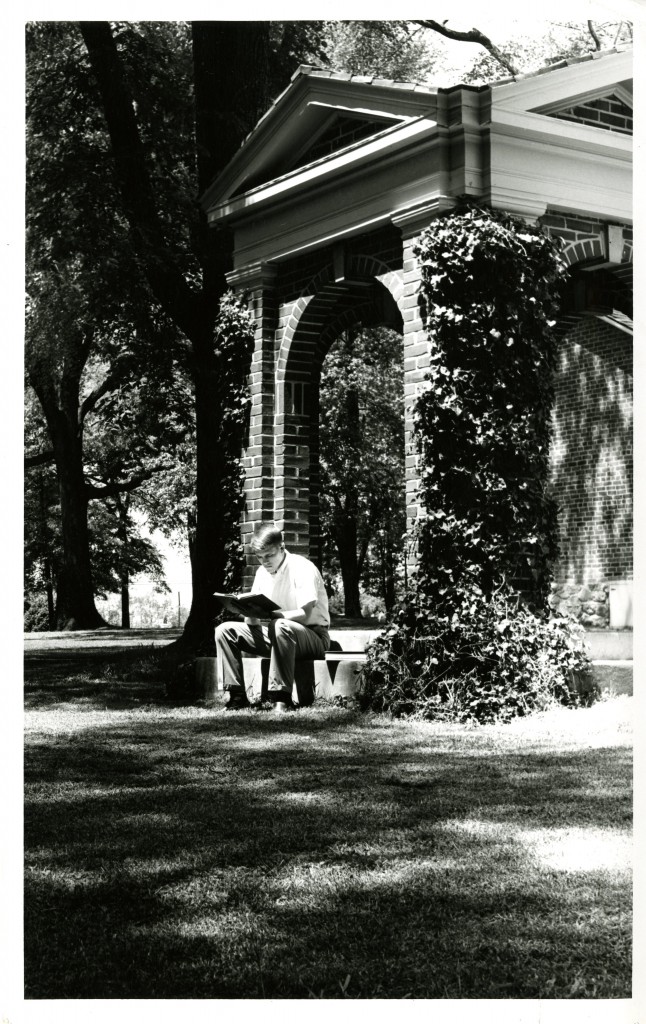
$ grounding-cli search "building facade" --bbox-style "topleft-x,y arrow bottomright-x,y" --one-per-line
201,48 -> 633,626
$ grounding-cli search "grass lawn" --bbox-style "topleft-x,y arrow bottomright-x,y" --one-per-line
24,649 -> 632,1000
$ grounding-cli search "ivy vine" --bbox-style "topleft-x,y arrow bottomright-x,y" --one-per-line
359,205 -> 593,723
411,203 -> 567,611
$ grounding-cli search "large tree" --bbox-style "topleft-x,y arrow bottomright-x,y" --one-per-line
76,21 -> 334,648
26,20 -> 328,640
26,21 -> 194,628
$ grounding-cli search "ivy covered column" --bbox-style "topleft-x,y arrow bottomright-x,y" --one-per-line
392,201 -> 454,571
411,205 -> 567,610
226,262 -> 278,585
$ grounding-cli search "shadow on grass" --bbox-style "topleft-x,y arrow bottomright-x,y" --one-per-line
24,710 -> 632,999
24,644 -> 179,710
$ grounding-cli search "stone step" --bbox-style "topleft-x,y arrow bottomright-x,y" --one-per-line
197,635 -> 635,703
328,629 -> 382,652
585,629 -> 633,660
242,653 -> 365,705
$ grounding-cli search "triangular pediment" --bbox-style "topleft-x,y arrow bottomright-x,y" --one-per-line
201,67 -> 438,211
542,89 -> 632,135
490,47 -> 633,130
287,110 -> 402,176
201,48 -> 632,231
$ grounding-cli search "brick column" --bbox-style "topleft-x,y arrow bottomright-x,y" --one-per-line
226,262 -> 278,583
392,202 -> 448,570
274,294 -> 317,560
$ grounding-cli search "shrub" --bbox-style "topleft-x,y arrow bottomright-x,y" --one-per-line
359,586 -> 592,723
24,593 -> 52,632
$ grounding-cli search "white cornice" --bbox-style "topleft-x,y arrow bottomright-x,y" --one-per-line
201,75 -> 438,212
207,117 -> 440,226
226,263 -> 278,291
490,107 -> 633,158
489,143 -> 632,225
491,49 -> 632,111
230,165 -> 449,267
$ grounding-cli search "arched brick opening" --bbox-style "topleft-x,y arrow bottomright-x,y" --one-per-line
275,254 -> 405,562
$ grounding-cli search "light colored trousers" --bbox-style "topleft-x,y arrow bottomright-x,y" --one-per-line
214,618 -> 330,697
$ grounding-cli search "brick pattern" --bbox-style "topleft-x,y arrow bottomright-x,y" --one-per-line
549,93 -> 633,135
238,216 -> 633,609
246,239 -> 407,567
299,115 -> 391,167
549,316 -> 632,625
400,231 -> 428,547
275,225 -> 402,304
240,273 -> 279,576
539,212 -> 633,268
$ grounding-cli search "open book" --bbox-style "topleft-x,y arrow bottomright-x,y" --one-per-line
213,592 -> 280,618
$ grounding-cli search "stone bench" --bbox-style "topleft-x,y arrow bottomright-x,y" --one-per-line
196,628 -> 380,705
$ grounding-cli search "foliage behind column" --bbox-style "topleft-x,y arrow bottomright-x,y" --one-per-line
199,291 -> 255,595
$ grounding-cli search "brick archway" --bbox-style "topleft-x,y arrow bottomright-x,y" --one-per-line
274,254 -> 405,561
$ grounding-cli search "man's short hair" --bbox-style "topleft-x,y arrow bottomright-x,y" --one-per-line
250,523 -> 284,552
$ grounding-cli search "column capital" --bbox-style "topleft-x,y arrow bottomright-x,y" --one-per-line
391,196 -> 456,237
226,262 -> 278,293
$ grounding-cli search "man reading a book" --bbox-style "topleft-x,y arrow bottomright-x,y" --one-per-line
214,523 -> 331,709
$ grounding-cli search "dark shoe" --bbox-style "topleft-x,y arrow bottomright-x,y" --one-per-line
271,700 -> 295,713
267,690 -> 294,712
224,690 -> 251,710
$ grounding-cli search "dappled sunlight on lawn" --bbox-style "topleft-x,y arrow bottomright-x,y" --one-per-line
439,819 -> 632,874
24,696 -> 633,999
516,826 -> 632,874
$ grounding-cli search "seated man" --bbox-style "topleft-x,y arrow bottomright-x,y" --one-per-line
214,523 -> 331,709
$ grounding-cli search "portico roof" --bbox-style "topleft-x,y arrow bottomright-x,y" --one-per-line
201,46 -> 632,269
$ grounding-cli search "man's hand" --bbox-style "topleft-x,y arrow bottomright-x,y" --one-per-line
271,601 -> 315,623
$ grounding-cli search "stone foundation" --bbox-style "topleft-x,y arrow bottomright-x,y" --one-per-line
549,581 -> 609,627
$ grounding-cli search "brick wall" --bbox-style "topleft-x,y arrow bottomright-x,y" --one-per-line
549,316 -> 632,625
549,94 -> 633,135
237,217 -> 633,614
247,230 -> 407,571
540,212 -> 633,268
398,229 -> 428,553
303,115 -> 392,165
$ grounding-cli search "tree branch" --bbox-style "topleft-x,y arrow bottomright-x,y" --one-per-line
25,450 -> 55,469
79,372 -> 122,426
587,21 -> 602,51
85,463 -> 173,499
414,19 -> 519,78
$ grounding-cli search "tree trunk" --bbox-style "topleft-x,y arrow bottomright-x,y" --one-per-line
115,494 -> 131,628
181,341 -> 250,647
334,354 -> 363,618
121,580 -> 130,629
81,21 -> 271,655
383,541 -> 396,613
53,426 -> 108,630
335,518 -> 362,618
29,366 -> 109,630
44,559 -> 56,630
